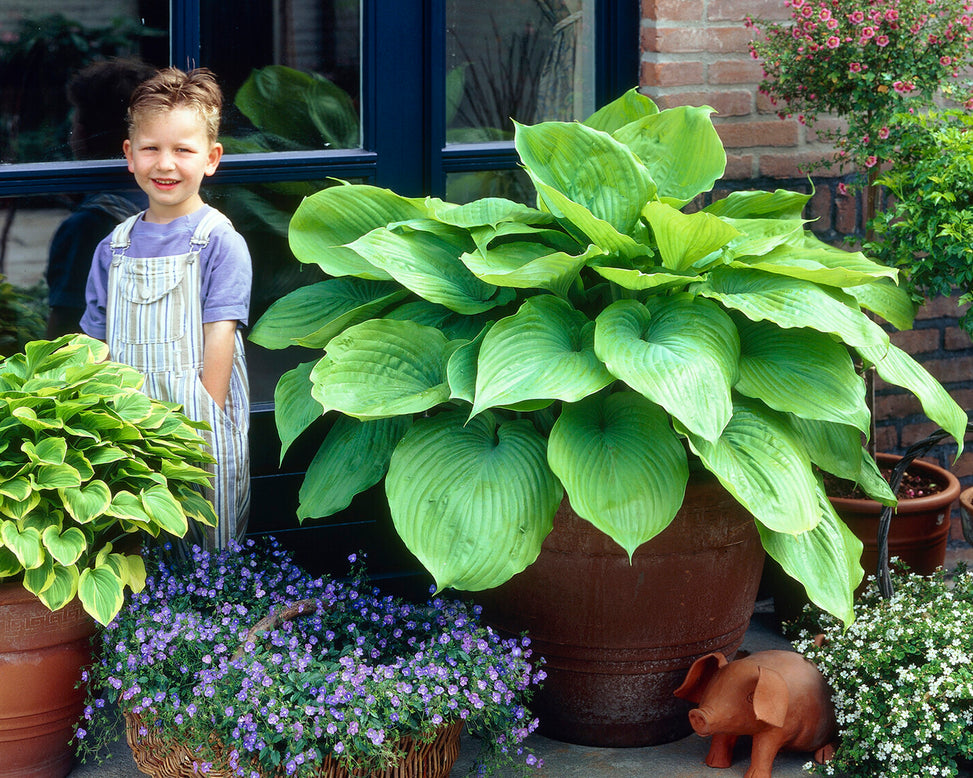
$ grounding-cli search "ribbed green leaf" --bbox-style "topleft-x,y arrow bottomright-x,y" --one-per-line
699,267 -> 889,348
548,391 -> 688,557
642,201 -> 740,272
472,296 -> 613,417
590,264 -> 701,291
459,242 -> 601,298
41,525 -> 86,566
23,436 -> 67,465
757,497 -> 863,626
735,316 -> 870,432
857,342 -> 967,454
289,184 -> 427,278
274,360 -> 323,463
845,277 -> 916,330
446,326 -> 490,404
347,222 -> 508,314
595,295 -> 738,441
735,239 -> 898,288
78,563 -> 125,626
141,485 -> 188,537
23,556 -> 54,594
583,87 -> 659,132
298,416 -> 411,520
34,463 -> 82,490
311,320 -> 453,419
430,197 -> 555,228
612,105 -> 725,204
1,521 -> 43,569
59,480 -> 112,524
250,279 -> 407,349
515,119 -> 656,234
687,399 -> 821,534
386,410 -> 562,591
35,564 -> 79,611
703,189 -> 811,219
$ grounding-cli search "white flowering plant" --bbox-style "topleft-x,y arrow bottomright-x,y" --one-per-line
77,538 -> 544,776
793,564 -> 973,777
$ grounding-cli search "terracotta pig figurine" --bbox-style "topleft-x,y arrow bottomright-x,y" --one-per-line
673,650 -> 837,778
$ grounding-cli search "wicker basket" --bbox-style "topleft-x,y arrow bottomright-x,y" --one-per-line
122,600 -> 465,778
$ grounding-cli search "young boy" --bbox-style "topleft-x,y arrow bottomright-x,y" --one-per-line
81,67 -> 251,550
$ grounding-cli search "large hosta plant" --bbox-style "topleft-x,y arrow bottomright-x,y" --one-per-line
252,89 -> 966,625
0,334 -> 217,624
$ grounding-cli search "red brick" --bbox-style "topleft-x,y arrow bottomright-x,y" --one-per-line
709,0 -> 793,22
807,187 -> 833,232
641,60 -> 705,87
652,90 -> 752,116
723,154 -> 754,180
918,356 -> 973,384
759,151 -> 842,178
945,326 -> 973,351
716,119 -> 799,148
709,58 -> 765,85
901,422 -> 943,447
916,295 -> 965,320
643,0 -> 704,21
874,425 -> 899,450
643,25 -> 752,54
952,451 -> 973,479
889,328 -> 940,354
835,193 -> 859,236
874,392 -> 923,419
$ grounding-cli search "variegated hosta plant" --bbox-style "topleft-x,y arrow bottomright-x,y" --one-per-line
0,335 -> 217,625
252,88 -> 966,626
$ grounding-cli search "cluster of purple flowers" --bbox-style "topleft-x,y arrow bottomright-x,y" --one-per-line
78,538 -> 544,776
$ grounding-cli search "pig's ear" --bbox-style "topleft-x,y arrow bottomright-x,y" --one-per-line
674,652 -> 728,702
752,666 -> 789,727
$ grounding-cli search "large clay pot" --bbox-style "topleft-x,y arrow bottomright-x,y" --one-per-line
475,471 -> 764,748
831,453 -> 959,578
0,583 -> 96,778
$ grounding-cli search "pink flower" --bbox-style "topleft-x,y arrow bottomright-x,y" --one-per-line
827,35 -> 841,48
941,55 -> 953,65
837,182 -> 849,196
892,80 -> 916,93
861,26 -> 875,38
885,9 -> 899,21
827,18 -> 839,29
819,7 -> 831,21
875,34 -> 890,46
801,5 -> 815,17
849,62 -> 863,72
878,126 -> 890,139
865,156 -> 878,168
849,10 -> 865,24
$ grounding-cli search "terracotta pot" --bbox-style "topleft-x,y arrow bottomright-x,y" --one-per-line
830,453 -> 959,579
959,486 -> 973,547
0,583 -> 96,778
475,471 -> 764,748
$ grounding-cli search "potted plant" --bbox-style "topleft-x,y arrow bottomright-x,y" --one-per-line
794,564 -> 973,777
249,88 -> 966,744
0,333 -> 217,778
77,537 -> 543,777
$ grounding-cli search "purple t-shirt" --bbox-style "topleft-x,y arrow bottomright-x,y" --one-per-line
80,205 -> 252,339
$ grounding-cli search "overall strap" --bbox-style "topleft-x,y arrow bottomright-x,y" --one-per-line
109,212 -> 145,255
189,207 -> 232,252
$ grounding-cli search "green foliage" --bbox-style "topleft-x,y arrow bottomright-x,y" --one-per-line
866,110 -> 973,334
0,334 -> 216,625
747,0 -> 973,171
252,89 -> 968,627
0,278 -> 47,357
796,565 -> 973,777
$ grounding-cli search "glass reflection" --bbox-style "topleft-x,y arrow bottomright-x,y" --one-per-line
446,0 -> 595,143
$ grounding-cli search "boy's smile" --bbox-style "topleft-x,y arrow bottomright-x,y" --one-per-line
123,106 -> 223,223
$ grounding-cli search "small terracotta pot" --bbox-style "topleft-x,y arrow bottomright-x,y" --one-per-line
0,583 -> 96,778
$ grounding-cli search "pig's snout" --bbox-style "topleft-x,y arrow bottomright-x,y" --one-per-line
688,708 -> 712,736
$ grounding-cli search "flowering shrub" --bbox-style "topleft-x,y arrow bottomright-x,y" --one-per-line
864,109 -> 973,334
77,538 -> 544,776
747,0 -> 973,170
794,565 -> 973,777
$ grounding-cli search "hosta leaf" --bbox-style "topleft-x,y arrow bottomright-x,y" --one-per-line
698,267 -> 889,348
34,463 -> 83,490
735,316 -> 870,433
59,480 -> 112,523
591,264 -> 701,292
0,547 -> 20,577
686,399 -> 821,534
142,485 -> 188,538
173,487 -> 217,528
22,436 -> 67,465
0,476 -> 31,502
289,184 -> 428,278
274,361 -> 323,463
386,410 -> 562,591
757,498 -> 863,626
735,241 -> 897,288
583,87 -> 659,133
857,342 -> 967,454
23,555 -> 55,595
642,201 -> 739,272
298,416 -> 411,520
250,279 -> 407,350
0,490 -> 40,520
78,563 -> 125,626
704,189 -> 811,220
111,391 -> 154,424
430,197 -> 555,228
459,242 -> 600,298
548,391 -> 689,557
595,295 -> 738,441
612,105 -> 725,204
446,326 -> 490,404
515,118 -> 656,234
106,490 -> 152,523
42,525 -> 86,566
0,521 -> 43,569
35,564 -> 79,611
472,296 -> 613,417
311,320 -> 454,419
845,277 -> 916,330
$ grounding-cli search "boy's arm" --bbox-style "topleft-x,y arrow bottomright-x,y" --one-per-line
201,320 -> 238,410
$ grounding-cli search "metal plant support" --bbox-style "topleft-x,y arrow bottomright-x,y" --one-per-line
876,421 -> 973,599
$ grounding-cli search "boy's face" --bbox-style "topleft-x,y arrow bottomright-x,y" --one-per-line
123,106 -> 223,223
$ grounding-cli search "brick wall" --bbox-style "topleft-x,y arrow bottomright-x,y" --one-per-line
639,0 -> 973,516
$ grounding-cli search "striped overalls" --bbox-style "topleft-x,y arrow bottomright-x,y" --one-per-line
106,208 -> 250,550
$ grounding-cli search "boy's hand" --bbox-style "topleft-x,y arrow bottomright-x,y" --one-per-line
201,320 -> 238,410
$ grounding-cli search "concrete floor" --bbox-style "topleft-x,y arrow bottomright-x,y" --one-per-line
67,606 -> 812,778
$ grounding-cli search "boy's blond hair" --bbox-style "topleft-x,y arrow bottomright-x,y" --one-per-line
127,67 -> 223,144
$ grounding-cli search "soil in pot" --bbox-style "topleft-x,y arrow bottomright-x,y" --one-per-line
474,471 -> 765,748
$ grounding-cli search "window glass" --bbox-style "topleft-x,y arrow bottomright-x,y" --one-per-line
446,168 -> 534,206
0,4 -> 167,164
445,0 -> 596,143
202,0 -> 362,152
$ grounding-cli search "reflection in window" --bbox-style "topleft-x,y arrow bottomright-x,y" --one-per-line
0,7 -> 166,164
446,0 -> 595,143
446,169 -> 535,207
204,0 -> 362,152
